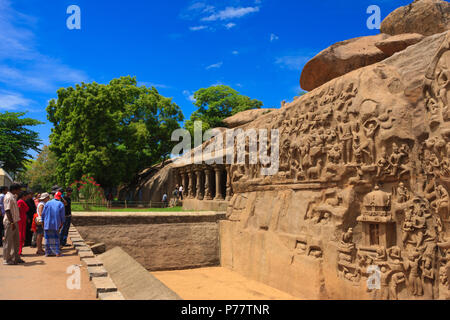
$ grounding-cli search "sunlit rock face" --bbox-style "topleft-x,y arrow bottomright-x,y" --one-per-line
221,30 -> 450,300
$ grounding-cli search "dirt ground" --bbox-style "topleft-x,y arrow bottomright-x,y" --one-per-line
152,267 -> 300,300
0,242 -> 96,300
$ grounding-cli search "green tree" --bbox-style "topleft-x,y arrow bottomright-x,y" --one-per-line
184,85 -> 263,135
0,112 -> 43,174
47,76 -> 184,189
17,145 -> 58,192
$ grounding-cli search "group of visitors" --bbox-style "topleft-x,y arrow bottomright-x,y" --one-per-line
1,184 -> 72,265
162,185 -> 184,208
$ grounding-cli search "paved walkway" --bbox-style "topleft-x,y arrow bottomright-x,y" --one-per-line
0,241 -> 96,300
153,267 -> 299,300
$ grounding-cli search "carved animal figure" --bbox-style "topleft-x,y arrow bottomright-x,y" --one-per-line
307,159 -> 323,180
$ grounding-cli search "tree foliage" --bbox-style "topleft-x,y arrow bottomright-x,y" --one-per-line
0,112 -> 42,174
184,85 -> 263,135
47,76 -> 184,188
17,145 -> 58,192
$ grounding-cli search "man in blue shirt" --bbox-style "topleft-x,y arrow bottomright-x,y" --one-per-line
0,186 -> 8,247
41,192 -> 65,257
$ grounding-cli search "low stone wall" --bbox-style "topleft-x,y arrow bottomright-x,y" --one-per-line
182,199 -> 229,212
72,212 -> 226,271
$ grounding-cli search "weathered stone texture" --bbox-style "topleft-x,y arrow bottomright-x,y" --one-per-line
99,247 -> 181,300
221,30 -> 450,300
380,0 -> 450,36
73,212 -> 224,271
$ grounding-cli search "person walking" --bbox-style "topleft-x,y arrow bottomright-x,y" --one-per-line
17,191 -> 30,256
59,187 -> 72,247
0,186 -> 8,246
32,193 -> 49,255
41,191 -> 65,257
3,184 -> 24,265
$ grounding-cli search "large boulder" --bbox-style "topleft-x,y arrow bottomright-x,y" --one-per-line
300,34 -> 390,91
375,33 -> 425,56
380,0 -> 450,36
222,108 -> 276,128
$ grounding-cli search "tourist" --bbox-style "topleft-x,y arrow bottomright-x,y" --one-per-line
162,192 -> 168,208
3,184 -> 24,265
179,185 -> 184,200
17,191 -> 31,255
41,191 -> 65,257
25,192 -> 37,247
32,193 -> 50,255
34,193 -> 40,207
0,186 -> 8,246
59,187 -> 72,247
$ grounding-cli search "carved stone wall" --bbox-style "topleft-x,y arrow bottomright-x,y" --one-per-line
221,31 -> 450,300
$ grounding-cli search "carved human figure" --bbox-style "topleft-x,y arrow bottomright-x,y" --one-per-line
376,147 -> 390,177
389,143 -> 406,177
328,144 -> 342,164
404,253 -> 423,296
397,182 -> 409,204
340,228 -> 354,247
413,209 -> 427,248
338,115 -> 353,164
389,272 -> 405,300
387,246 -> 402,263
436,184 -> 449,219
421,255 -> 435,299
362,120 -> 379,164
352,135 -> 364,164
402,205 -> 415,245
379,266 -> 391,300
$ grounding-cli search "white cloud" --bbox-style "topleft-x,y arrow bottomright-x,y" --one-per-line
206,62 -> 223,70
0,0 -> 88,92
270,33 -> 279,42
183,90 -> 196,102
224,22 -> 236,29
139,82 -> 170,89
0,90 -> 33,110
190,25 -> 208,31
202,6 -> 260,21
275,55 -> 310,70
232,50 -> 239,55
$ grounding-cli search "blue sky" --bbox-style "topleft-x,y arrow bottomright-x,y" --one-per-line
0,0 -> 411,157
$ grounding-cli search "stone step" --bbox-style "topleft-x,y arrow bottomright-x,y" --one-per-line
82,257 -> 103,267
79,251 -> 95,259
98,291 -> 125,300
91,276 -> 118,297
87,266 -> 108,280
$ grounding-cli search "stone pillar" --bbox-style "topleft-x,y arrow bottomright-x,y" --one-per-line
225,165 -> 232,201
187,168 -> 195,199
214,166 -> 224,200
204,167 -> 213,200
195,168 -> 203,200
